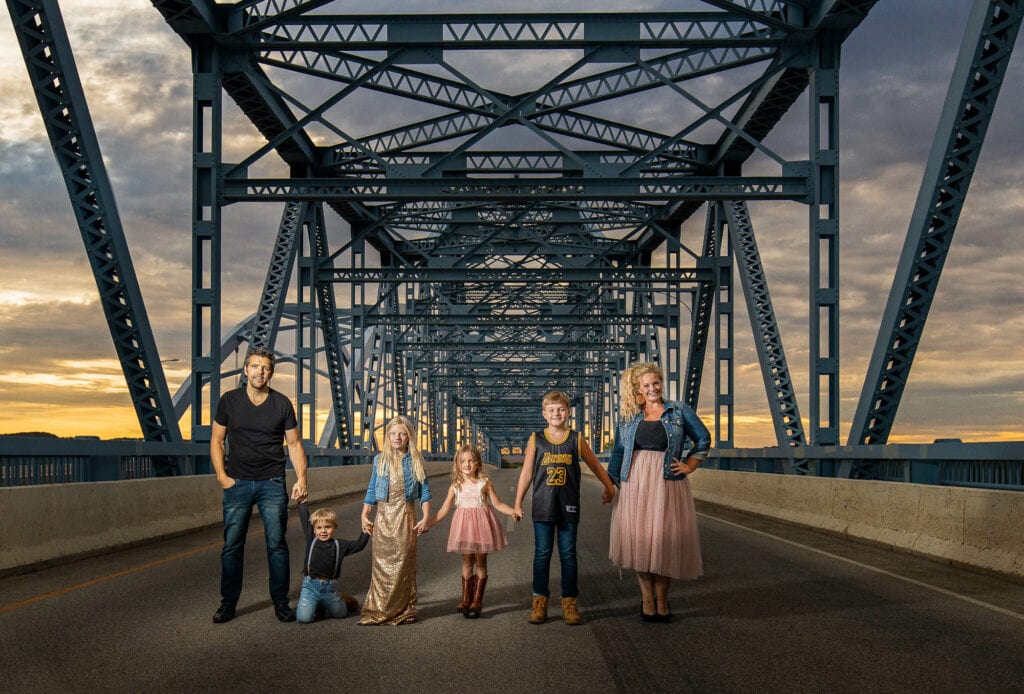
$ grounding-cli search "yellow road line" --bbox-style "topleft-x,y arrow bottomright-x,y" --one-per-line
0,540 -> 224,614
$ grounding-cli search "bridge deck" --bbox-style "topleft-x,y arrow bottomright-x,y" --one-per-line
2,470 -> 1023,693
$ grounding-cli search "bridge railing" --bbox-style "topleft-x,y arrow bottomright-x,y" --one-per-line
4,436 -> 1020,490
0,436 -> 457,487
709,441 -> 1024,491
591,441 -> 1024,492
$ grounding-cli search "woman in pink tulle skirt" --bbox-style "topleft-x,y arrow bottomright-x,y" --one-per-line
429,445 -> 515,618
607,362 -> 712,622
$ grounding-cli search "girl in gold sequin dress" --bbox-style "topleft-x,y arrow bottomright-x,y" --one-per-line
358,416 -> 432,625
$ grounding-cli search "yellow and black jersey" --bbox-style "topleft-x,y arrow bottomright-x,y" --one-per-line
529,429 -> 582,523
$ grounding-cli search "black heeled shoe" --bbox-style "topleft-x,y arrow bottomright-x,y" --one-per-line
641,602 -> 657,622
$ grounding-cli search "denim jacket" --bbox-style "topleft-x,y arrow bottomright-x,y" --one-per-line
607,400 -> 711,485
362,453 -> 432,506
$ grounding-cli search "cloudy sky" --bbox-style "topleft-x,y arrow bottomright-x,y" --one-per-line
0,0 -> 1020,446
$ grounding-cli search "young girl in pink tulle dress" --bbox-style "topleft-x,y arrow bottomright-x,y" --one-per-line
429,445 -> 515,618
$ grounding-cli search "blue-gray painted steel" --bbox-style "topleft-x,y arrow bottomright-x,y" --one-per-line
850,0 -> 1023,451
723,200 -> 806,457
6,0 -> 180,444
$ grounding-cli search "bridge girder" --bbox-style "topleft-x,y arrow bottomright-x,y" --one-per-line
20,0 -> 979,460
165,0 -> 881,455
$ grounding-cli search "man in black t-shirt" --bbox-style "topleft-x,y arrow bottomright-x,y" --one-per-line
210,346 -> 308,624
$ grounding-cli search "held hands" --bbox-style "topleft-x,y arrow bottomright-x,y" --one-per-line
413,517 -> 430,535
291,481 -> 308,502
601,484 -> 615,504
361,519 -> 374,535
512,506 -> 524,522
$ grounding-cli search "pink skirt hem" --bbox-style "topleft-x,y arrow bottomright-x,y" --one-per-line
446,506 -> 508,554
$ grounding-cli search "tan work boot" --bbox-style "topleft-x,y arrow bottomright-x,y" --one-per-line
561,596 -> 583,626
528,595 -> 548,624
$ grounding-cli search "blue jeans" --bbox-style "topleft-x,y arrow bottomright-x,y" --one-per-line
220,477 -> 290,606
296,576 -> 349,623
532,520 -> 579,598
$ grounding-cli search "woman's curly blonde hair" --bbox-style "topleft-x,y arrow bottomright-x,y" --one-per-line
618,362 -> 665,421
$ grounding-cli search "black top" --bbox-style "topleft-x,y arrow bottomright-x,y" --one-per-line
529,429 -> 582,523
299,502 -> 369,579
214,387 -> 298,480
634,420 -> 669,451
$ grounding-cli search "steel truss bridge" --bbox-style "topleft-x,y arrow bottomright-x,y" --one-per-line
5,0 -> 1021,476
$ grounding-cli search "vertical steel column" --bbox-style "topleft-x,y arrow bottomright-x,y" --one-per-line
191,39 -> 222,444
296,204 -> 323,442
447,398 -> 458,453
664,240 -> 683,403
347,225 -> 369,447
713,202 -> 734,449
683,207 -> 721,414
808,31 -> 841,447
428,385 -> 439,452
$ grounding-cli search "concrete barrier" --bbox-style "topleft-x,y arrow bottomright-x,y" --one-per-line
6,464 -> 1020,580
0,461 -> 451,575
688,469 -> 1024,579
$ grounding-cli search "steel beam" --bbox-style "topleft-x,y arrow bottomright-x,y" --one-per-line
723,201 -> 806,465
7,0 -> 180,442
849,0 -> 1022,451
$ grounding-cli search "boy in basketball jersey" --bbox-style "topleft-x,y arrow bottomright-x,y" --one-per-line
513,391 -> 616,625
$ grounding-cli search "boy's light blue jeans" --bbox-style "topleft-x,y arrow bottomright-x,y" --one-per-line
532,520 -> 579,598
296,576 -> 349,623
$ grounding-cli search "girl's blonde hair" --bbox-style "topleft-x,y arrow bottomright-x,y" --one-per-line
451,444 -> 485,492
619,361 -> 665,421
377,415 -> 426,483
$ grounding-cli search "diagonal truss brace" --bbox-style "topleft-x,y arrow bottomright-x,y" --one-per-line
849,0 -> 1022,451
250,201 -> 303,349
6,0 -> 180,442
306,205 -> 354,448
723,201 -> 806,462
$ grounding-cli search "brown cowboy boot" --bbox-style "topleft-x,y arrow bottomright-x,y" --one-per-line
466,576 -> 488,618
457,575 -> 476,614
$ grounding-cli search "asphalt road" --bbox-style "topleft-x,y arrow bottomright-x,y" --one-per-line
2,469 -> 1024,693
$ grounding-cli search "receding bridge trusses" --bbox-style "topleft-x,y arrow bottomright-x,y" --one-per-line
6,0 -> 1021,471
